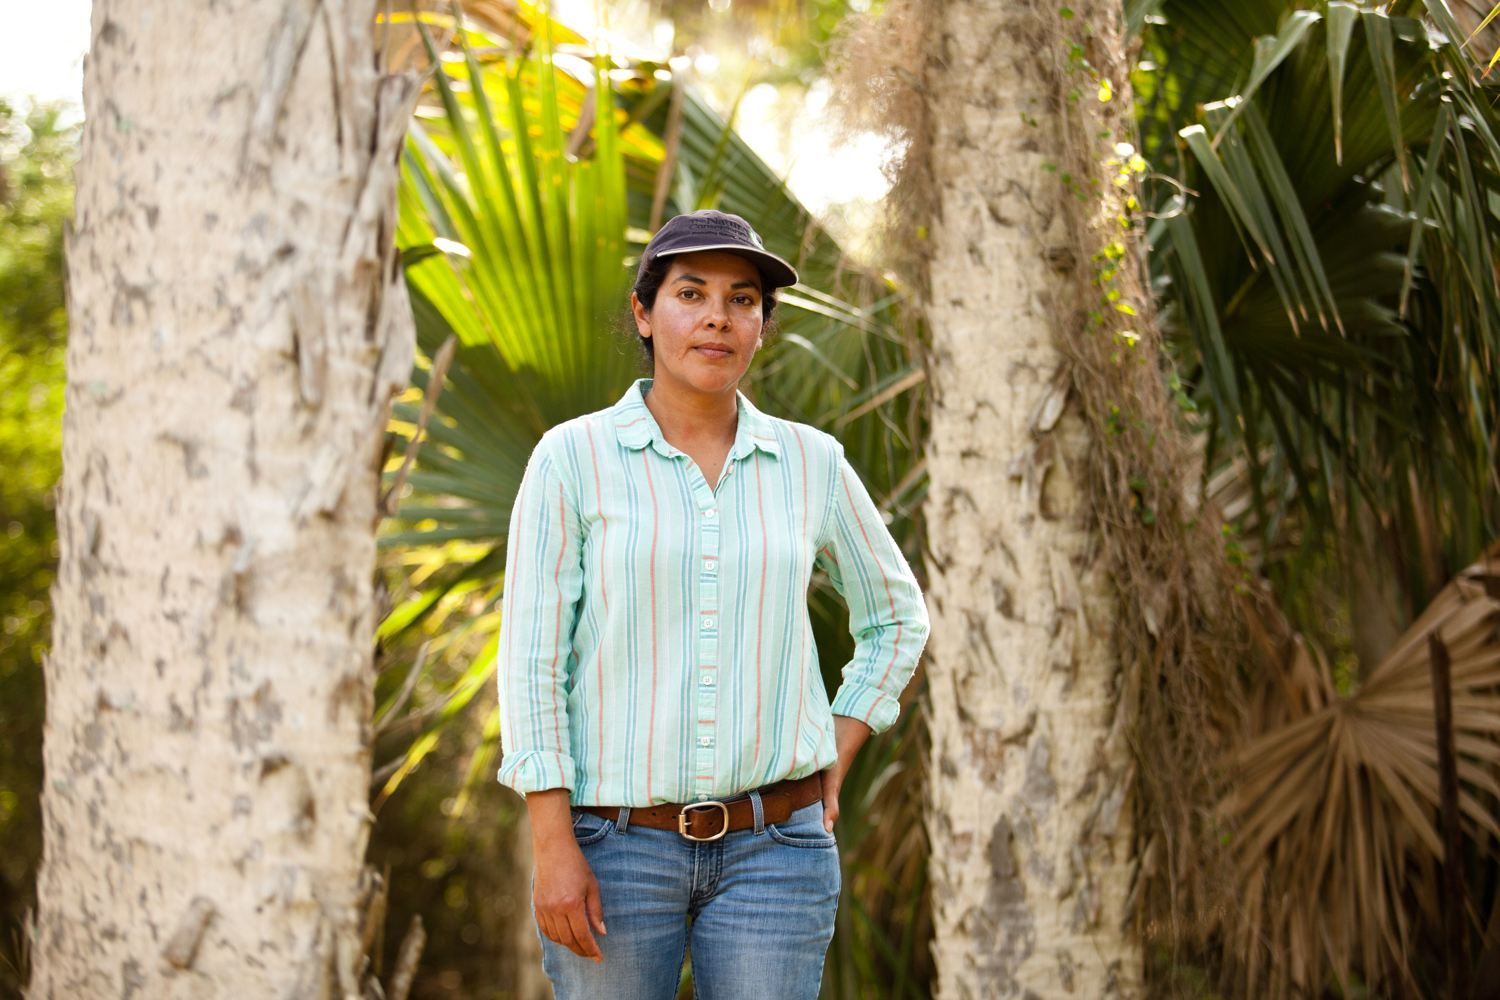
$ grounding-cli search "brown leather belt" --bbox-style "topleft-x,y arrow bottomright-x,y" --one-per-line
577,773 -> 824,841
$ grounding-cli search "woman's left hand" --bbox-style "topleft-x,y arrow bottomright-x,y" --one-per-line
819,716 -> 873,832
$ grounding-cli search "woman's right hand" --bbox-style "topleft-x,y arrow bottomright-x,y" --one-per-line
526,789 -> 607,962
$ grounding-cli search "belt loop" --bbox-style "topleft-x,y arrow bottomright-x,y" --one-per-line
750,790 -> 765,835
615,806 -> 631,835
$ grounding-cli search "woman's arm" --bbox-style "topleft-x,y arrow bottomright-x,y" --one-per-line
496,439 -> 585,797
817,453 -> 930,732
816,452 -> 930,829
495,439 -> 601,958
527,789 -> 606,961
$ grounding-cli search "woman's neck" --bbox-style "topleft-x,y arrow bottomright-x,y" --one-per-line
642,372 -> 740,453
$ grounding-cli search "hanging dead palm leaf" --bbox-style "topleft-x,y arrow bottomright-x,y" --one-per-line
1220,543 -> 1500,997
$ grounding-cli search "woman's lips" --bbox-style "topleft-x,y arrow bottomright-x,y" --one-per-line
695,343 -> 732,359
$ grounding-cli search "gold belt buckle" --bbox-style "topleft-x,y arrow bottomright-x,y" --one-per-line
678,801 -> 730,841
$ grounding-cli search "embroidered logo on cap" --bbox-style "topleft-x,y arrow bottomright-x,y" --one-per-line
681,214 -> 750,240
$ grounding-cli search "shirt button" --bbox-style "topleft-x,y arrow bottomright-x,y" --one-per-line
704,509 -> 717,519
704,560 -> 716,573
698,736 -> 714,747
702,674 -> 715,685
701,617 -> 715,631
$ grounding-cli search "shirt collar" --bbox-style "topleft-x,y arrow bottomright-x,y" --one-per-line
613,379 -> 780,460
611,379 -> 657,451
732,388 -> 782,460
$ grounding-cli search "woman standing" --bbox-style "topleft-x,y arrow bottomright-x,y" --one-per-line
497,209 -> 929,1000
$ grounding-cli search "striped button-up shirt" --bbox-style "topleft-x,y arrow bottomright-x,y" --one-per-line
496,379 -> 929,807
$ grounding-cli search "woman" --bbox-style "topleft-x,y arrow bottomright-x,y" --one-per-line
497,209 -> 929,1000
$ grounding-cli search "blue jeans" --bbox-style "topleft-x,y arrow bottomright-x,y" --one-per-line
538,797 -> 841,1000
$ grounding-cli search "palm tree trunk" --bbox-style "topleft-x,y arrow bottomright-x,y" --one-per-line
32,1 -> 418,995
918,1 -> 1140,994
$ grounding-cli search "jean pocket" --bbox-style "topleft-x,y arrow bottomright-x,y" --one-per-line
766,802 -> 837,848
571,810 -> 614,846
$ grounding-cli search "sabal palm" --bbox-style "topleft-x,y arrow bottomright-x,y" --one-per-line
1139,0 -> 1500,993
1141,0 -> 1497,613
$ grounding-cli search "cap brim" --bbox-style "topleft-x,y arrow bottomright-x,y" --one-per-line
651,243 -> 799,290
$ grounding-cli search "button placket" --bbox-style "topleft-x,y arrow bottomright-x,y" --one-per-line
693,475 -> 722,799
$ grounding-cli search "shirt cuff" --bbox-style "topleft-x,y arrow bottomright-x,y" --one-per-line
830,681 -> 901,734
497,749 -> 577,796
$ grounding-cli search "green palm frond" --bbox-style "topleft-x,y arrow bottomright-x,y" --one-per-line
1147,0 -> 1496,597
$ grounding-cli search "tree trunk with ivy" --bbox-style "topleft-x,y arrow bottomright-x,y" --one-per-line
918,1 -> 1143,995
32,0 -> 419,995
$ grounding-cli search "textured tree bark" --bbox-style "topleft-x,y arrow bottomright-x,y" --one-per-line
33,0 -> 419,996
918,1 -> 1140,996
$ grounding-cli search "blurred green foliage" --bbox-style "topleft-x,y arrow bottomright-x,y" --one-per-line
0,98 -> 76,997
653,0 -> 881,84
370,721 -> 537,998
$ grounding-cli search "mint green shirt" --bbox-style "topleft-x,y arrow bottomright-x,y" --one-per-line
497,379 -> 929,807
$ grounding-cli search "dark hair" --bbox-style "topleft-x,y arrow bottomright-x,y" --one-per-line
626,253 -> 780,366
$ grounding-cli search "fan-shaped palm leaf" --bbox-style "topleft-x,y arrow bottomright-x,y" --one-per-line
1142,0 -> 1500,992
1222,545 -> 1500,996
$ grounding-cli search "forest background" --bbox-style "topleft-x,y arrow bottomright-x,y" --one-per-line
6,0 -> 1500,998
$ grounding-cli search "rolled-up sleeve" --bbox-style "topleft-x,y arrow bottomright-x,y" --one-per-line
497,437 -> 584,796
819,453 -> 930,733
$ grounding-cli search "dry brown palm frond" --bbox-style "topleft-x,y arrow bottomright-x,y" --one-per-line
1219,543 -> 1500,997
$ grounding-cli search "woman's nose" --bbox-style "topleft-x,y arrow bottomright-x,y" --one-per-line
706,299 -> 730,328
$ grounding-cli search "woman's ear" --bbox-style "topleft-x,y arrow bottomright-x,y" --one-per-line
631,291 -> 652,339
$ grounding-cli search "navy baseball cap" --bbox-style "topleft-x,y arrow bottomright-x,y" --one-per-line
643,209 -> 799,290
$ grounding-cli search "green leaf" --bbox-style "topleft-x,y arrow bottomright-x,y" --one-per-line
692,81 -> 749,211
1239,100 -> 1343,334
1420,0 -> 1468,57
779,333 -> 860,389
1210,9 -> 1321,144
1326,2 -> 1359,164
1190,109 -> 1307,332
1180,123 -> 1274,264
1166,210 -> 1242,432
1442,113 -> 1496,349
1400,102 -> 1449,316
1362,9 -> 1409,191
377,546 -> 505,638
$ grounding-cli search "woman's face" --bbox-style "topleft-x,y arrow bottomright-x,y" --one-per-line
632,250 -> 765,397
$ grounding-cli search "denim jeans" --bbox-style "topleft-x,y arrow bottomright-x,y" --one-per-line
537,796 -> 841,1000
